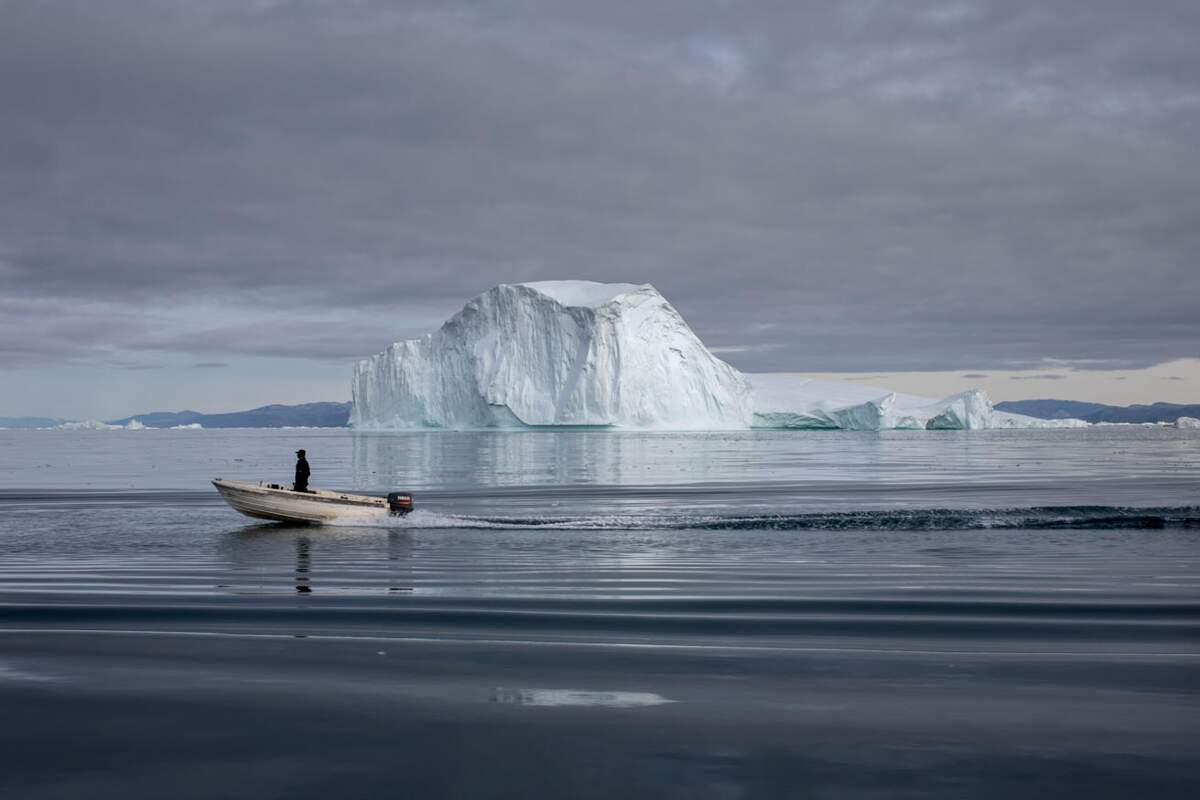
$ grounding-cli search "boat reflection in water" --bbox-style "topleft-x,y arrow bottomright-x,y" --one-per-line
219,526 -> 415,597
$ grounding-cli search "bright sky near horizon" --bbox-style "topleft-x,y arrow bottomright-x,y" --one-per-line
804,359 -> 1200,410
1,2 -> 1196,417
7,350 -> 1199,423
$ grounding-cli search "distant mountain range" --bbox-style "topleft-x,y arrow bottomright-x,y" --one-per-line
1,404 -> 351,429
0,416 -> 68,429
994,399 -> 1200,424
105,402 -> 352,428
5,397 -> 1196,430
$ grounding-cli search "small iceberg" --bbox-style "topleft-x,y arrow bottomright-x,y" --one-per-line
53,420 -> 115,431
52,418 -> 147,431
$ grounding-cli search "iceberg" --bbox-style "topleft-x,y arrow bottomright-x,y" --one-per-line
351,280 -> 1089,432
52,420 -> 110,430
749,374 -> 1087,430
750,376 -> 930,430
351,281 -> 754,429
53,419 -> 147,431
990,410 -> 1090,429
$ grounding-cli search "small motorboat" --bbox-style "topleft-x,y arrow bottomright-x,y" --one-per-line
212,478 -> 413,524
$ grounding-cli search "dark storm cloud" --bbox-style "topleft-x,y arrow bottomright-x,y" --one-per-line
1,0 -> 1197,371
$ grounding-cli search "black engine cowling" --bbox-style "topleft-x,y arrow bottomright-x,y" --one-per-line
387,492 -> 414,515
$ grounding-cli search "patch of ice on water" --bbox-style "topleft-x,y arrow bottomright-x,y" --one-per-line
491,688 -> 674,707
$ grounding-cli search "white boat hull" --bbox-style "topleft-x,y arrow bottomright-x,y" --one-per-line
212,478 -> 392,524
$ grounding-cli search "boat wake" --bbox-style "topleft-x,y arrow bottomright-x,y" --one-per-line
328,505 -> 1200,531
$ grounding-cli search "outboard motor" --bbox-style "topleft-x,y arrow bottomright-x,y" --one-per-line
387,492 -> 414,516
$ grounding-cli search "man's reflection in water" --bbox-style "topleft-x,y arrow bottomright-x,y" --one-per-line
295,536 -> 312,594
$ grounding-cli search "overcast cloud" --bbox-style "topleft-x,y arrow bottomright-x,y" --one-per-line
1,0 -> 1198,414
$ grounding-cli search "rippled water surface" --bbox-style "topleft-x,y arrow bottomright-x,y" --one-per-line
1,427 -> 1198,798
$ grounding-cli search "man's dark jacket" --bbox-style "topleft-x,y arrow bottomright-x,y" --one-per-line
294,457 -> 310,491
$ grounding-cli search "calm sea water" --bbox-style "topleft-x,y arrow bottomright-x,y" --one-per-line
1,427 -> 1198,798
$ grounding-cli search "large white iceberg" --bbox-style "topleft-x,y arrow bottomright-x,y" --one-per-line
351,281 -> 754,429
351,281 -> 1088,431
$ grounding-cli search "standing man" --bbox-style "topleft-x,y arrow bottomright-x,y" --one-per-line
294,449 -> 311,493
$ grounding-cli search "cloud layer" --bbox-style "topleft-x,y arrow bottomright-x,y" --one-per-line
2,0 -> 1197,376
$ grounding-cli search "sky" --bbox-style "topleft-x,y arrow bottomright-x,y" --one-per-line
1,0 -> 1197,419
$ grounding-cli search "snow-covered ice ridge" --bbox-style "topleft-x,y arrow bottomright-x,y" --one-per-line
351,281 -> 1086,430
750,375 -> 1086,430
